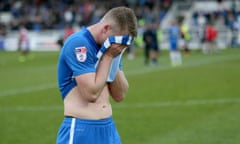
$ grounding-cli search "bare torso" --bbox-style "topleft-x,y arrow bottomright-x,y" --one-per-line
63,85 -> 112,119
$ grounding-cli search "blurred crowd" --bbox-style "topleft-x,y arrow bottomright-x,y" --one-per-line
192,0 -> 240,28
1,0 -> 239,65
0,0 -> 172,33
192,0 -> 240,47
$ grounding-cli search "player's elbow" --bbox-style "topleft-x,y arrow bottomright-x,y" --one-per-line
85,89 -> 101,102
115,85 -> 128,102
88,96 -> 98,102
87,91 -> 101,102
111,88 -> 128,102
112,94 -> 125,102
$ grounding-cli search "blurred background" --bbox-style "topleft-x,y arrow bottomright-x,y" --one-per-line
0,0 -> 240,51
1,0 -> 240,144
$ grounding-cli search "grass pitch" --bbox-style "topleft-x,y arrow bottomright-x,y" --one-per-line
0,48 -> 240,144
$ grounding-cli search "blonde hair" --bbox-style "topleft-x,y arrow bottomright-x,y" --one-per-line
101,7 -> 138,37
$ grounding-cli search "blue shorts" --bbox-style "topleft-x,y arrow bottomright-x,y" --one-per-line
56,116 -> 121,144
170,41 -> 178,51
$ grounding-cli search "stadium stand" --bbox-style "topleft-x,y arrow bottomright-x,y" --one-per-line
0,0 -> 172,50
161,0 -> 240,49
0,0 -> 239,51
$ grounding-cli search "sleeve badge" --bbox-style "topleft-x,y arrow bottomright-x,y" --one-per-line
75,47 -> 87,62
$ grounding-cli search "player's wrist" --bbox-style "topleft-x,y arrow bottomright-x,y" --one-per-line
102,53 -> 114,61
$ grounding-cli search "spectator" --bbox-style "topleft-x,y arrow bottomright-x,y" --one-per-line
203,22 -> 218,54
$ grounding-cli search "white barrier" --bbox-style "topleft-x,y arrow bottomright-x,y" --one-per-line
2,30 -> 63,51
0,29 -> 234,51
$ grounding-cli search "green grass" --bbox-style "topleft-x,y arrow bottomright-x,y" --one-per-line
0,48 -> 240,144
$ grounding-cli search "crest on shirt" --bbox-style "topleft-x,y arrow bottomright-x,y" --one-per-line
75,47 -> 87,62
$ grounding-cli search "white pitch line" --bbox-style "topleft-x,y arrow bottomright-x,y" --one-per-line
0,53 -> 239,98
0,98 -> 240,112
0,83 -> 56,97
114,97 -> 240,108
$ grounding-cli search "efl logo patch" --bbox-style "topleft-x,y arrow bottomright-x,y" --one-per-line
75,47 -> 87,62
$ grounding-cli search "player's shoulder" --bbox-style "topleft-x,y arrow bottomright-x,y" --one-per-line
64,32 -> 88,48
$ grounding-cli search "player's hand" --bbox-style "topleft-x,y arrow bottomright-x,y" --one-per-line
105,44 -> 127,58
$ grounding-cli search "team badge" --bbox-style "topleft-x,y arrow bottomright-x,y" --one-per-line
75,47 -> 87,62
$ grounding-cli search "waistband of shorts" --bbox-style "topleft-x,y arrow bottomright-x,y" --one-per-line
63,116 -> 113,125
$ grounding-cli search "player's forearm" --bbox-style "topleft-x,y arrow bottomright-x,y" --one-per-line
90,55 -> 113,101
108,71 -> 129,102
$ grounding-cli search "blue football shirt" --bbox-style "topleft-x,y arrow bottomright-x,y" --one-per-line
57,27 -> 99,99
168,25 -> 180,51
